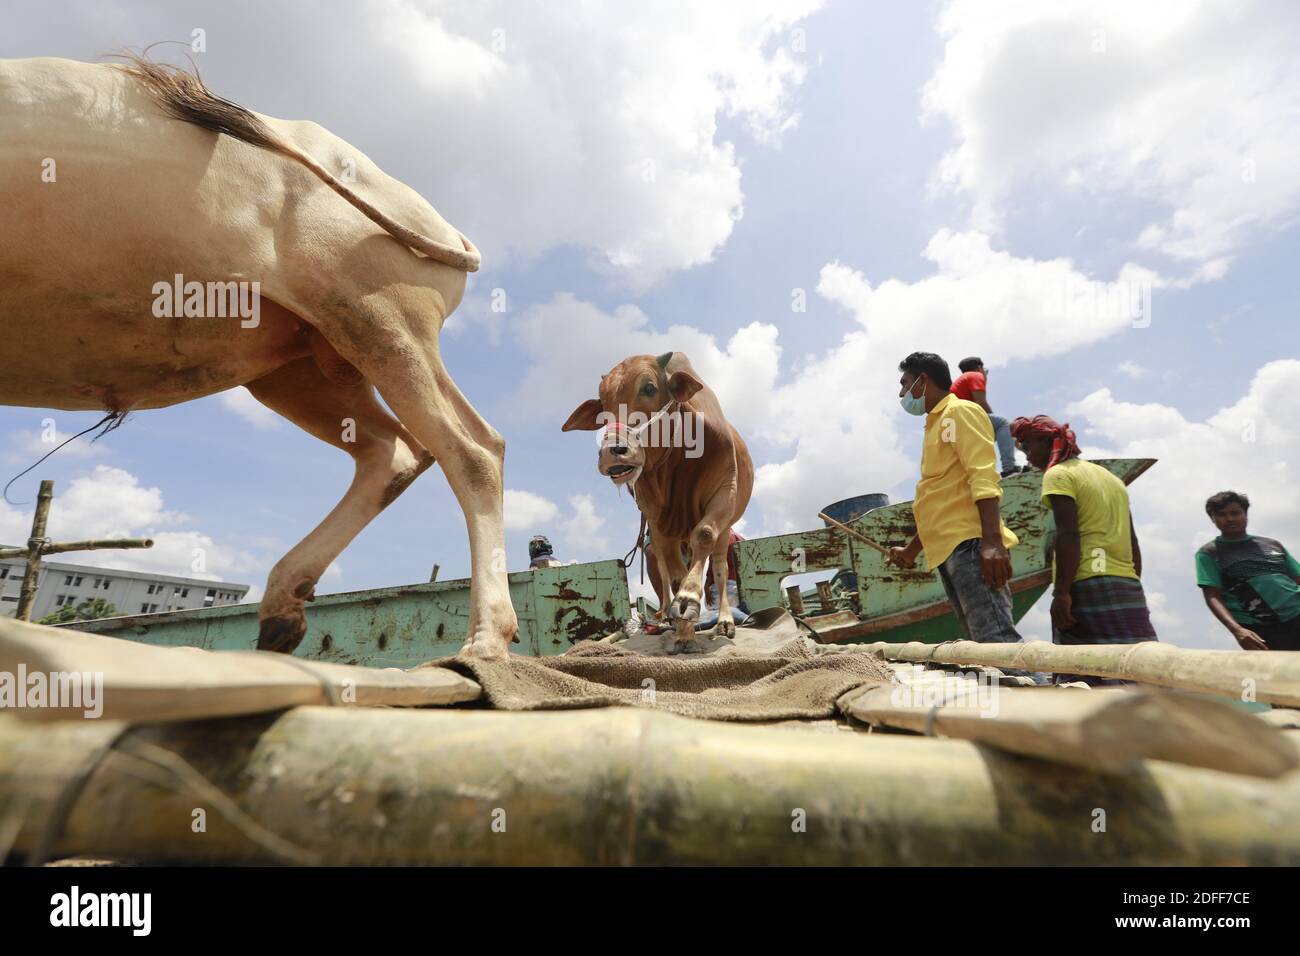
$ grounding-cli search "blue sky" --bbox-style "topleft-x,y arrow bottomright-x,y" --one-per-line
3,0 -> 1298,649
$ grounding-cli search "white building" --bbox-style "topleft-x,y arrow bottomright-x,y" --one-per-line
0,550 -> 249,621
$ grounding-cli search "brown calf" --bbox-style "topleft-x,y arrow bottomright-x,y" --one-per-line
563,352 -> 753,648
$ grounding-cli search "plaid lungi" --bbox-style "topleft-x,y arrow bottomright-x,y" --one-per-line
1054,574 -> 1158,645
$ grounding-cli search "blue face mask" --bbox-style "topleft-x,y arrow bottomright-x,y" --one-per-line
900,377 -> 927,416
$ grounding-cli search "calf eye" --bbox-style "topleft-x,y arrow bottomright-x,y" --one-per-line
641,382 -> 657,397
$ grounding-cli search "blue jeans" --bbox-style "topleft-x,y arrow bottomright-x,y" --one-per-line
936,539 -> 1023,643
988,415 -> 1015,472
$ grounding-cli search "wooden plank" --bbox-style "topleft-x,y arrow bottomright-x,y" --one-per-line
0,615 -> 481,724
839,682 -> 1299,778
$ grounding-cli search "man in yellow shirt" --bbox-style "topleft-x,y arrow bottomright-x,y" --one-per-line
1011,415 -> 1157,684
887,352 -> 1023,643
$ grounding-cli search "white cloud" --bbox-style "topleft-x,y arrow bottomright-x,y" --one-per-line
502,488 -> 559,530
503,292 -> 781,437
923,0 -> 1300,276
561,493 -> 610,557
1064,360 -> 1300,649
219,388 -> 282,431
0,466 -> 266,592
364,0 -> 823,282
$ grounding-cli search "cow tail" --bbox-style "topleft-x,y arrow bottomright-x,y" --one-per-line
116,53 -> 481,272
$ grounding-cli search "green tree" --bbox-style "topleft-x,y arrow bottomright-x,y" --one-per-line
39,598 -> 119,626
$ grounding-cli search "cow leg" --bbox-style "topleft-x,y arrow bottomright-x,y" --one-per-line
337,341 -> 515,659
266,273 -> 517,659
669,503 -> 735,645
245,358 -> 434,653
710,533 -> 737,638
649,530 -> 679,617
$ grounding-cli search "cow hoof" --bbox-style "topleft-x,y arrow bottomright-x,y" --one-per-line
716,617 -> 736,639
257,615 -> 306,654
459,630 -> 513,661
669,595 -> 700,624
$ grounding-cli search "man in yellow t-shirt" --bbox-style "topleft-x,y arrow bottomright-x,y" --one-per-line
1011,415 -> 1157,683
887,352 -> 1023,644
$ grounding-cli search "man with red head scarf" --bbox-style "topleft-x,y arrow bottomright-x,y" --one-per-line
1011,415 -> 1158,685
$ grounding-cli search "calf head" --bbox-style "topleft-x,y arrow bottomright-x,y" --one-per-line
562,352 -> 703,488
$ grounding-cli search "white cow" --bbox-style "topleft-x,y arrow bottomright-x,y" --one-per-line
0,56 -> 517,658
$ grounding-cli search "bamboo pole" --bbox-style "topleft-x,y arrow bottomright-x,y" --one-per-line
0,539 -> 153,559
14,480 -> 53,621
818,510 -> 891,556
2,478 -> 154,619
31,538 -> 154,556
840,683 -> 1299,778
858,640 -> 1300,707
3,706 -> 1299,866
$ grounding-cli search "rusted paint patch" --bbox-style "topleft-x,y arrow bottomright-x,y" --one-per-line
554,584 -> 594,602
554,605 -> 620,644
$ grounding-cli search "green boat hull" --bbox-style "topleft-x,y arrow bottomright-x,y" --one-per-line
64,459 -> 1154,663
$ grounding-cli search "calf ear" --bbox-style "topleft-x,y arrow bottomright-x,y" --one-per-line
667,369 -> 703,402
562,399 -> 605,432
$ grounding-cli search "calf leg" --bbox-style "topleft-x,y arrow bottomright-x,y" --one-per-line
710,533 -> 737,638
649,531 -> 681,619
246,357 -> 434,653
669,498 -> 736,644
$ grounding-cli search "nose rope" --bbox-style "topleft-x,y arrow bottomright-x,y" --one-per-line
603,400 -> 681,496
604,399 -> 678,449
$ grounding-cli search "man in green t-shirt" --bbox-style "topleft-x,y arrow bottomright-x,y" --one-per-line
1011,415 -> 1157,684
1196,491 -> 1300,651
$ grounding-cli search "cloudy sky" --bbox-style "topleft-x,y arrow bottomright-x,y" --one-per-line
2,0 -> 1297,649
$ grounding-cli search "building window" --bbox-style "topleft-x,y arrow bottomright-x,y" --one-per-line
64,574 -> 73,585
181,588 -> 189,598
102,579 -> 111,590
0,567 -> 8,579
55,594 -> 70,607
